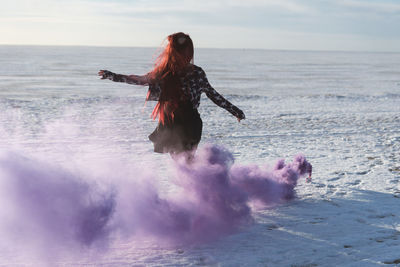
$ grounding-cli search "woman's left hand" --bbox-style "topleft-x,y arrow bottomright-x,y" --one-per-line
98,70 -> 113,79
98,70 -> 106,78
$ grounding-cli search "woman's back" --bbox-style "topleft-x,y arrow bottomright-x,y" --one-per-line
99,32 -> 245,156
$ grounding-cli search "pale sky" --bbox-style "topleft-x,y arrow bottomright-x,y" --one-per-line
1,0 -> 400,52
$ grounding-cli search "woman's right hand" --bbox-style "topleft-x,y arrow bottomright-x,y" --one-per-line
236,110 -> 245,122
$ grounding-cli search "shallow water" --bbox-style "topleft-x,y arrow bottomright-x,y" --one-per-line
1,45 -> 400,266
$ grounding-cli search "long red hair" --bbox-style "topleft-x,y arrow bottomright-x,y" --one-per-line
148,32 -> 194,124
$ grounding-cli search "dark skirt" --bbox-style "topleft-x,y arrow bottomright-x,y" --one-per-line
148,101 -> 202,154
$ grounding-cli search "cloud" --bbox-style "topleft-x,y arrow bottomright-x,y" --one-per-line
336,0 -> 400,14
226,0 -> 314,14
0,0 -> 399,51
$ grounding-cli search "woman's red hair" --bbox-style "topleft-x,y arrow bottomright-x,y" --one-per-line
147,32 -> 194,124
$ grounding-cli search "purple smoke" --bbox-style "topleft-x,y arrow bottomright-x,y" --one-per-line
0,151 -> 115,256
231,154 -> 312,205
0,144 -> 311,255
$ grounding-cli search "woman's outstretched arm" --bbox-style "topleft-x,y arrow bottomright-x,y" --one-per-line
199,69 -> 245,121
98,70 -> 150,85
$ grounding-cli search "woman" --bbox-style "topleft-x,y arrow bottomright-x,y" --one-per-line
98,32 -> 245,156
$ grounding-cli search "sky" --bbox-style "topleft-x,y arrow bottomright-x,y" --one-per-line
1,0 -> 399,52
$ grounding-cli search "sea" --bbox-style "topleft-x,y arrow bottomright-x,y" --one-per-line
0,45 -> 399,266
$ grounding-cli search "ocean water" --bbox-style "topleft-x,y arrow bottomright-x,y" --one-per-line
0,45 -> 400,266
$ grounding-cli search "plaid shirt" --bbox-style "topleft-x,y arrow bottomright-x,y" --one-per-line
102,64 -> 245,119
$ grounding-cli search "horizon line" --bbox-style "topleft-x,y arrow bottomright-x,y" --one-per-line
1,43 -> 399,54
